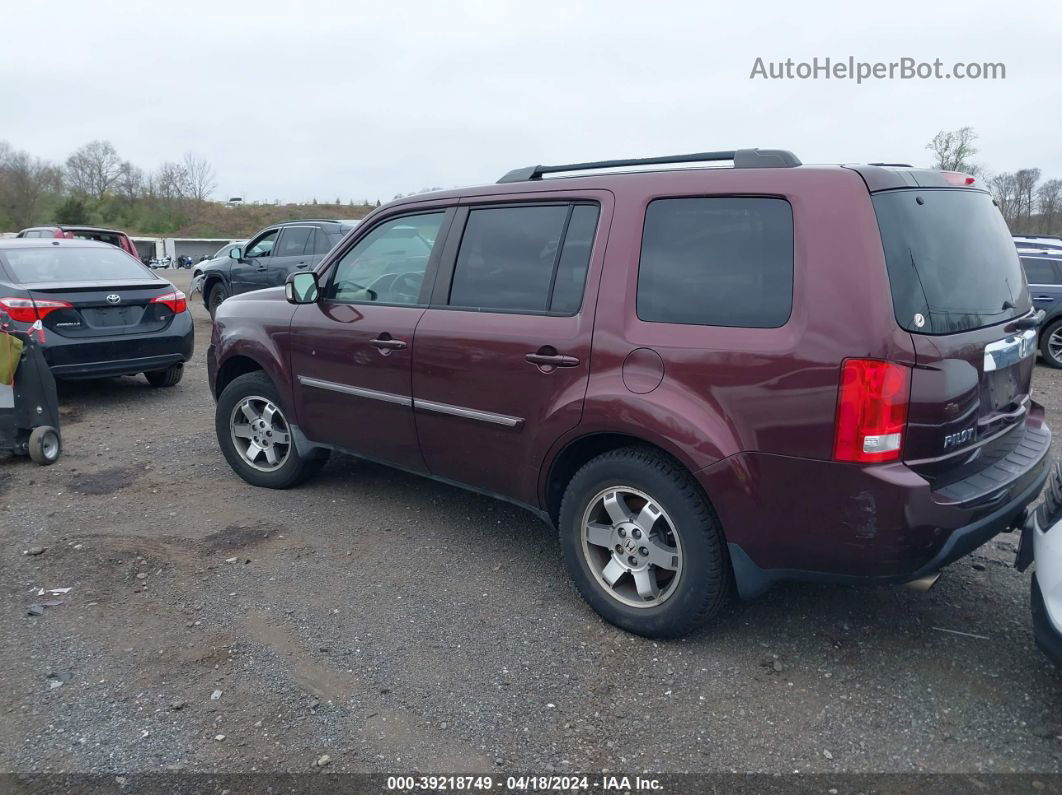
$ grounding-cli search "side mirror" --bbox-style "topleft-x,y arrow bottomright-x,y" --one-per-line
286,271 -> 319,304
229,246 -> 243,260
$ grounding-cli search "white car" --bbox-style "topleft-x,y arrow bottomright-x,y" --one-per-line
1018,464 -> 1062,667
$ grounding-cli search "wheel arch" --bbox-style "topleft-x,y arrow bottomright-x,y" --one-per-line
213,354 -> 268,399
542,431 -> 707,528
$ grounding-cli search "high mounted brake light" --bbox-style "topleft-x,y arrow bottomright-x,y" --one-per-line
940,171 -> 977,186
150,290 -> 188,314
0,296 -> 73,324
833,359 -> 911,463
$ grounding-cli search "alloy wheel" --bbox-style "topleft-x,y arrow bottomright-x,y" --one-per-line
580,486 -> 683,608
229,395 -> 292,472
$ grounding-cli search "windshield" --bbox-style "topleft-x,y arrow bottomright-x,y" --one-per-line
873,189 -> 1030,334
2,246 -> 155,283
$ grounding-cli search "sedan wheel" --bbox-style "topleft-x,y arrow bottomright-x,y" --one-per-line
230,395 -> 292,472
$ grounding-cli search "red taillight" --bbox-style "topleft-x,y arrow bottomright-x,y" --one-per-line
940,171 -> 977,186
151,290 -> 187,314
833,359 -> 911,463
0,296 -> 73,323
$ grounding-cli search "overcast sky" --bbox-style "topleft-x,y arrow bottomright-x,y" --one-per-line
2,0 -> 1060,203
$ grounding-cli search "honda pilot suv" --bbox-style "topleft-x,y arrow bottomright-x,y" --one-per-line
208,149 -> 1051,637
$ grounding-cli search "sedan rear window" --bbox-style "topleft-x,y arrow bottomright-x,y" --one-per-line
873,189 -> 1031,334
1,246 -> 153,283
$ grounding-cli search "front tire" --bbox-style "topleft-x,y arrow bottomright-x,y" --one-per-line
207,282 -> 229,319
1040,319 -> 1062,369
559,447 -> 730,638
215,371 -> 327,489
145,363 -> 184,387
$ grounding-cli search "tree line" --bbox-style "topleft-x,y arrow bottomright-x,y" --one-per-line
3,132 -> 1058,238
926,126 -> 1060,235
0,140 -> 378,237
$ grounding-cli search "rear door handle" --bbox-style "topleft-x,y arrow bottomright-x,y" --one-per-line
296,262 -> 309,269
526,352 -> 580,368
1034,295 -> 1054,301
371,336 -> 407,351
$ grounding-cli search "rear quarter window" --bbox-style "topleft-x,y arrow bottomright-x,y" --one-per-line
636,197 -> 794,328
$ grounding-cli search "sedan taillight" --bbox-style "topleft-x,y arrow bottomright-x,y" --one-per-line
0,296 -> 73,323
150,290 -> 188,314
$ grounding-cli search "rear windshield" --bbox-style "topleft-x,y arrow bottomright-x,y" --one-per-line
1,246 -> 153,283
873,189 -> 1030,334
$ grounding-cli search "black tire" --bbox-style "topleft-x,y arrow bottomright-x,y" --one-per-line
1040,319 -> 1062,369
28,426 -> 61,465
145,363 -> 184,387
558,446 -> 731,638
215,371 -> 328,489
207,282 -> 229,319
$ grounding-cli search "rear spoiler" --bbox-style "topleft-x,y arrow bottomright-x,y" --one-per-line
844,165 -> 984,192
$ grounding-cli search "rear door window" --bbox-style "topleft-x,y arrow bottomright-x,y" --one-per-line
448,203 -> 599,314
1021,257 -> 1061,285
637,197 -> 794,328
275,226 -> 313,257
873,189 -> 1031,334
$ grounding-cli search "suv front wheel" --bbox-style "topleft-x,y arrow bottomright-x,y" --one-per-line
559,447 -> 731,638
215,372 -> 329,489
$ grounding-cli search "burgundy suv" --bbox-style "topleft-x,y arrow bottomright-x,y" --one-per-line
208,149 -> 1051,637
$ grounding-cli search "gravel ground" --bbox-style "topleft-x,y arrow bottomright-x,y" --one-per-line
1,268 -> 1060,776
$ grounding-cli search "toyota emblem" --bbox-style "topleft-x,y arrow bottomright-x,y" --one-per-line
106,294 -> 121,304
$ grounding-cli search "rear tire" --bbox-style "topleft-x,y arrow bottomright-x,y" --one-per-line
28,426 -> 61,465
207,282 -> 229,319
558,446 -> 731,638
145,363 -> 183,387
1041,319 -> 1062,369
216,371 -> 328,489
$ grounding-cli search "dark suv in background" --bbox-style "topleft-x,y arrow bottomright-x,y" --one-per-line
196,219 -> 357,317
207,149 -> 1051,637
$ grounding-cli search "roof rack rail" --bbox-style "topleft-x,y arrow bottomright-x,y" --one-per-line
496,148 -> 801,184
868,162 -> 914,167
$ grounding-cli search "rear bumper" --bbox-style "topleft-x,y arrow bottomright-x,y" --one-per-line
699,407 -> 1051,598
42,313 -> 194,379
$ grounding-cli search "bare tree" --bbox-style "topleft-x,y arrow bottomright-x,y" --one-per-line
154,161 -> 191,201
181,152 -> 216,201
990,172 -> 1019,228
0,144 -> 62,228
1037,179 -> 1062,234
1013,168 -> 1042,232
926,127 -> 981,174
115,162 -> 144,202
65,140 -> 125,199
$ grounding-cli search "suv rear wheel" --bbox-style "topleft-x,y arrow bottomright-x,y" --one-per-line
558,447 -> 730,638
216,372 -> 328,489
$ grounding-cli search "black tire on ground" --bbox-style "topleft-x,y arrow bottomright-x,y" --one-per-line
28,426 -> 61,465
1040,319 -> 1062,369
207,282 -> 229,319
215,371 -> 328,489
558,446 -> 731,638
144,363 -> 184,387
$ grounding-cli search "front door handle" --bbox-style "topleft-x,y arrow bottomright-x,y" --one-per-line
371,336 -> 407,351
255,265 -> 268,272
1034,295 -> 1054,301
526,350 -> 580,369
